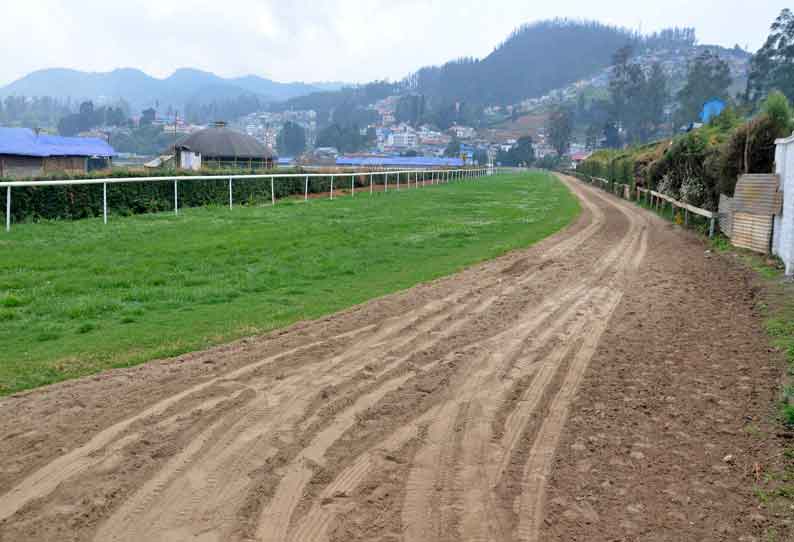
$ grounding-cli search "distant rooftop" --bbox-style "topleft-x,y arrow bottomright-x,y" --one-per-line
336,156 -> 464,167
0,127 -> 116,158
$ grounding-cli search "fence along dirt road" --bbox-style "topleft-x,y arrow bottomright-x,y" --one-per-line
1,174 -> 650,541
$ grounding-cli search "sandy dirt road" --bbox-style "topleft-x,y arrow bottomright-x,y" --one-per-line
0,174 -> 778,541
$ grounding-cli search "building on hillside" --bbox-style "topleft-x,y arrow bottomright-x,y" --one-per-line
571,151 -> 593,168
0,127 -> 115,179
388,132 -> 418,149
450,125 -> 476,140
173,122 -> 276,170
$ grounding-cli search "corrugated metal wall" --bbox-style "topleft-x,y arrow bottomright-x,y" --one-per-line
719,194 -> 734,238
733,213 -> 774,253
731,174 -> 780,254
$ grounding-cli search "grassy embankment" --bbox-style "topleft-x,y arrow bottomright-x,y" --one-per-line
0,171 -> 579,395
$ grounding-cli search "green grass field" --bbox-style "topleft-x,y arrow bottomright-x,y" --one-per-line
0,171 -> 579,395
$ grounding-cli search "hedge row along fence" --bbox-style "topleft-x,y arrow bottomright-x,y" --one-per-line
577,92 -> 794,212
0,168 -> 454,223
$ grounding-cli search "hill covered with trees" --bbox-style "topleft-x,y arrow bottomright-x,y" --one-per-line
406,20 -> 643,106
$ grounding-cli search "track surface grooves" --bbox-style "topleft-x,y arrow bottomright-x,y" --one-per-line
4,172 -> 733,542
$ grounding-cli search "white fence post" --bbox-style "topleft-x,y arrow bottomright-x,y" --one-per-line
351,174 -> 355,196
0,166 -> 465,232
5,186 -> 10,232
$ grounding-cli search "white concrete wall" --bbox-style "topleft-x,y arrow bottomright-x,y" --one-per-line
180,150 -> 202,171
774,134 -> 794,274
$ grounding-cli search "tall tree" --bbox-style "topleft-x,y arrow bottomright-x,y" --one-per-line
444,136 -> 461,158
496,136 -> 535,166
277,122 -> 307,156
608,45 -> 634,132
547,109 -> 573,156
622,63 -> 669,143
675,51 -> 732,126
747,9 -> 794,104
316,123 -> 366,153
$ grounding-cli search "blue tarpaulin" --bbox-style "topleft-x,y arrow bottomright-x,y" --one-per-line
336,156 -> 464,167
0,127 -> 116,158
700,99 -> 726,123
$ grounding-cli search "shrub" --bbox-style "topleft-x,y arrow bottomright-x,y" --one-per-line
762,90 -> 794,134
1,167 -> 390,223
720,113 -> 786,196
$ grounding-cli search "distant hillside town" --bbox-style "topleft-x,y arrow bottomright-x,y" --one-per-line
2,14 -> 789,176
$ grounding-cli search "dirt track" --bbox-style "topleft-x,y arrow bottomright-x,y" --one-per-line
0,174 -> 778,541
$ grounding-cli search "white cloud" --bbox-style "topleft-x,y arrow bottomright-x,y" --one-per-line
0,0 -> 788,86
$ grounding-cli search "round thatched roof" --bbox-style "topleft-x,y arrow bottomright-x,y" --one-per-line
176,123 -> 274,159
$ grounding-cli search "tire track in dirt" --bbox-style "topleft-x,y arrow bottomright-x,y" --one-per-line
0,173 -> 657,542
1,173 -> 608,530
96,223 -> 604,542
249,174 -> 639,542
516,289 -> 623,542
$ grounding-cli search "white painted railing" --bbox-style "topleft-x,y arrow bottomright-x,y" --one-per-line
1,167 -> 491,231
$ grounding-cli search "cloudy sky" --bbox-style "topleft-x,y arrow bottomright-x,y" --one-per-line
0,0 -> 788,86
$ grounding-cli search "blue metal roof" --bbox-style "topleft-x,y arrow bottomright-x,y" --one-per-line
0,127 -> 116,158
336,156 -> 464,167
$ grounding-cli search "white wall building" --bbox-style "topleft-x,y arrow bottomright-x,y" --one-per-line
388,132 -> 418,149
773,133 -> 794,273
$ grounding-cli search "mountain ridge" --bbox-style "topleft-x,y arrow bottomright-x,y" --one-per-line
0,67 -> 344,112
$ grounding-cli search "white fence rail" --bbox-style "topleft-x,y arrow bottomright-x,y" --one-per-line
572,172 -> 718,237
1,166 -> 491,232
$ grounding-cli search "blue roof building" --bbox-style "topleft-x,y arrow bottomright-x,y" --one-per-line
701,99 -> 727,124
336,156 -> 464,168
0,127 -> 115,179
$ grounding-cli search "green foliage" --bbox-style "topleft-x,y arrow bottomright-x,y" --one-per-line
410,19 -> 660,106
496,136 -> 535,167
547,109 -> 574,156
577,149 -> 636,187
536,154 -> 563,170
0,172 -> 580,395
275,81 -> 396,130
762,91 -> 794,134
277,121 -> 306,156
444,136 -> 462,158
676,50 -> 732,126
0,167 -> 331,223
580,93 -> 792,209
709,106 -> 743,132
111,124 -> 181,156
1,95 -> 73,130
608,46 -> 669,144
183,94 -> 266,125
58,100 -> 128,136
748,9 -> 794,104
720,114 -> 784,195
396,94 -> 426,126
315,123 -> 367,153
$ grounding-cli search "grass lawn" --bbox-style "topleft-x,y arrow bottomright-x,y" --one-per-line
0,171 -> 579,395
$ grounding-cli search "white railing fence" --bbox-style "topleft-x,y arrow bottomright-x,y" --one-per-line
1,167 -> 494,232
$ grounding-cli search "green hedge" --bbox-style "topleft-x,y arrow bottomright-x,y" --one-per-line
1,169 -> 433,223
